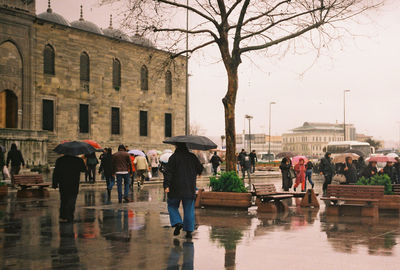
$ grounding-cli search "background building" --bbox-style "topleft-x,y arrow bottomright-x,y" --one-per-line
282,122 -> 356,157
0,0 -> 187,165
236,133 -> 282,154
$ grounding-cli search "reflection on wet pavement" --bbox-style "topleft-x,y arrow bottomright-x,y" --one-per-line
0,179 -> 400,269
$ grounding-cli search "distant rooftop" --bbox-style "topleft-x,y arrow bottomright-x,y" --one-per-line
290,122 -> 353,133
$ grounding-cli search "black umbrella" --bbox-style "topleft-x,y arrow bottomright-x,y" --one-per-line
53,141 -> 96,156
163,135 -> 217,150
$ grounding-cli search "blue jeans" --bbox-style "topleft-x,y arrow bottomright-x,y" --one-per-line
116,174 -> 130,201
167,198 -> 195,232
305,169 -> 314,188
106,175 -> 115,190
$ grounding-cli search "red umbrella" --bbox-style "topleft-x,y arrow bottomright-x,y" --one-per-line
367,155 -> 396,163
83,140 -> 102,149
292,155 -> 309,165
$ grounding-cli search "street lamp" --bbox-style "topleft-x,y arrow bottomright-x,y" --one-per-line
220,135 -> 225,149
343,90 -> 350,141
268,101 -> 276,162
245,115 -> 253,152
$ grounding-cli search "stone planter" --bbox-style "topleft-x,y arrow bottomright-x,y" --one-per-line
197,191 -> 252,209
378,195 -> 400,212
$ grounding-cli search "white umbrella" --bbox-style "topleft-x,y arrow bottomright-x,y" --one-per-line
128,149 -> 145,156
163,149 -> 173,153
160,153 -> 173,163
386,153 -> 399,158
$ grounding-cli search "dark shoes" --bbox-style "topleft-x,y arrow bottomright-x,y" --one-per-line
123,197 -> 130,203
294,187 -> 296,192
312,183 -> 315,189
173,223 -> 183,236
185,231 -> 192,239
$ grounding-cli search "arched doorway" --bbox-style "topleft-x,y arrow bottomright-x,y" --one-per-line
0,90 -> 18,128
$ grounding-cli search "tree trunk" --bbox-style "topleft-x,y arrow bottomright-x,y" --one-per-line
222,66 -> 238,172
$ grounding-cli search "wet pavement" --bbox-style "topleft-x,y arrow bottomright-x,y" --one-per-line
1,176 -> 400,269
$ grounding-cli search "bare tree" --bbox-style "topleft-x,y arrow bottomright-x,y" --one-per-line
101,0 -> 382,171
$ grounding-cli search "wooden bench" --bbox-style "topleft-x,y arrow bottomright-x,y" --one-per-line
393,184 -> 400,195
252,184 -> 293,213
321,185 -> 384,217
14,174 -> 50,190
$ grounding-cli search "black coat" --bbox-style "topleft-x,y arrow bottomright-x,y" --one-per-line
99,153 -> 113,178
361,164 -> 378,179
319,155 -> 335,176
7,149 -> 24,167
164,148 -> 203,199
344,162 -> 358,184
280,161 -> 292,191
382,165 -> 398,184
210,154 -> 222,168
249,152 -> 257,164
53,156 -> 86,195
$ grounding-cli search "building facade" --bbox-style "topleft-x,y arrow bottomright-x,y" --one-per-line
282,122 -> 356,158
236,133 -> 282,154
0,1 -> 187,165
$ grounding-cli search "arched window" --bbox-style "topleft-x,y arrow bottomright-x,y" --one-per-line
113,58 -> 121,90
165,70 -> 172,95
140,65 -> 148,91
80,52 -> 90,82
43,44 -> 55,75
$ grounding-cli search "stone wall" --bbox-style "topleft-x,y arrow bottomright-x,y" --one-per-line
33,22 -> 187,158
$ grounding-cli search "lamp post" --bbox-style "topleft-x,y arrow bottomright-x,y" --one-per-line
245,115 -> 253,153
343,90 -> 350,141
268,101 -> 276,162
221,135 -> 225,149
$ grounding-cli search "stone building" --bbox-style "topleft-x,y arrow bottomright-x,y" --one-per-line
282,122 -> 356,158
0,0 -> 187,165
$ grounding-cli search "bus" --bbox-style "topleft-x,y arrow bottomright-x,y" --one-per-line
326,141 -> 375,157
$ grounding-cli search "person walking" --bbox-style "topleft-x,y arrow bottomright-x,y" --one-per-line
134,154 -> 149,188
240,153 -> 251,184
99,148 -> 114,200
112,145 -> 132,203
294,158 -> 306,192
85,152 -> 98,183
343,157 -> 358,184
280,157 -> 292,191
52,154 -> 86,223
149,154 -> 159,178
6,143 -> 25,187
305,160 -> 314,189
319,152 -> 335,195
129,154 -> 136,190
210,151 -> 222,175
164,143 -> 203,239
249,150 -> 257,174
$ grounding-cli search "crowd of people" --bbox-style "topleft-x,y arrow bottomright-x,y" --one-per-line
279,152 -> 400,195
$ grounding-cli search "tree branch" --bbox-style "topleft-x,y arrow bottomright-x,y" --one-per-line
226,0 -> 242,18
240,7 -> 323,41
153,27 -> 219,41
240,22 -> 323,54
232,0 -> 250,62
240,0 -> 291,28
171,40 -> 217,58
158,0 -> 219,28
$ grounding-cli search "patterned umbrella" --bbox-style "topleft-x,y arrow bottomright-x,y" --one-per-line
128,149 -> 145,156
292,155 -> 309,165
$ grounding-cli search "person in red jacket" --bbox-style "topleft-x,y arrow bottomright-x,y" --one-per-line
294,158 -> 306,192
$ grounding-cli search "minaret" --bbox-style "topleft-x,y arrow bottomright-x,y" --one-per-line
79,4 -> 84,21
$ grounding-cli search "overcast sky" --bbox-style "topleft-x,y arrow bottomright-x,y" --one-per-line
37,0 -> 400,146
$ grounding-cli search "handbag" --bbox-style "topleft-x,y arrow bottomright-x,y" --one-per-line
333,174 -> 346,184
3,166 -> 10,179
289,168 -> 296,179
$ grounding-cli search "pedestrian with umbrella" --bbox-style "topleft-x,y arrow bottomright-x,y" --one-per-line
163,135 -> 214,238
52,141 -> 92,223
319,152 -> 335,195
112,145 -> 132,203
99,148 -> 114,200
293,158 -> 306,192
343,156 -> 358,184
280,157 -> 292,191
134,153 -> 149,188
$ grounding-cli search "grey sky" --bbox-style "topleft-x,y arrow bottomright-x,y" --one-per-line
37,0 -> 400,145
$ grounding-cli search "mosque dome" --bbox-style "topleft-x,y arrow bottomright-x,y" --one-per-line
102,15 -> 131,42
37,1 -> 70,26
130,34 -> 155,48
70,5 -> 103,35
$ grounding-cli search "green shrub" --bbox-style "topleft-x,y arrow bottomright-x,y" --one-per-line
209,171 -> 247,193
356,174 -> 393,195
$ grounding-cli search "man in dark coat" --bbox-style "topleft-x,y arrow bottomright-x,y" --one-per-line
249,150 -> 258,173
52,155 -> 86,223
6,143 -> 25,186
99,148 -> 114,199
280,157 -> 292,191
343,157 -> 358,184
164,143 -> 203,239
361,161 -> 378,179
381,161 -> 398,184
210,151 -> 222,175
240,153 -> 252,183
85,152 -> 98,183
319,152 -> 335,194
